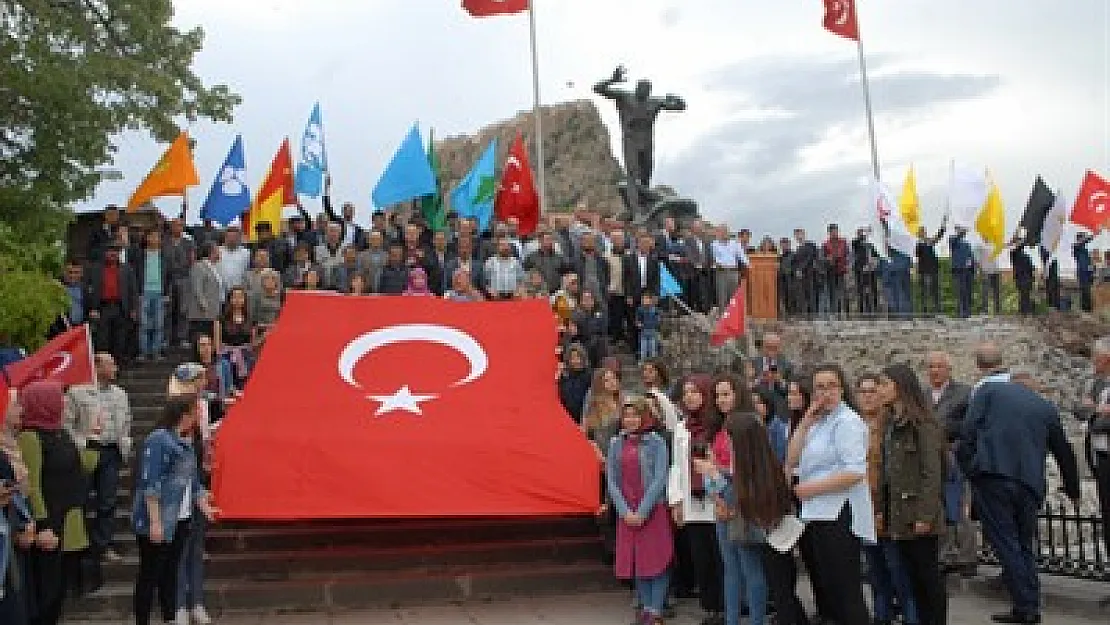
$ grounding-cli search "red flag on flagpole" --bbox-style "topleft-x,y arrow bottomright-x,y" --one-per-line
462,0 -> 529,17
710,282 -> 747,346
1,325 -> 95,425
822,0 -> 860,41
494,133 -> 540,236
1070,170 -> 1110,233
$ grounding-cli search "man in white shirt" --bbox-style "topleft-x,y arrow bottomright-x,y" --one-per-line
709,225 -> 748,310
216,225 -> 252,289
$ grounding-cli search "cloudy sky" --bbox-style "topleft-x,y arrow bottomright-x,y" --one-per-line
84,0 -> 1108,245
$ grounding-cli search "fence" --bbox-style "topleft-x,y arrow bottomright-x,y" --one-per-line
979,502 -> 1108,581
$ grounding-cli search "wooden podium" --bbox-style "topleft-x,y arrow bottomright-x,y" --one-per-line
746,253 -> 780,320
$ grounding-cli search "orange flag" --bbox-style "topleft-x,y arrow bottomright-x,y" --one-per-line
243,139 -> 296,240
127,132 -> 200,211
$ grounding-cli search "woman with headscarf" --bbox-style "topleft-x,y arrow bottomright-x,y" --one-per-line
17,380 -> 98,625
606,396 -> 673,625
402,267 -> 434,296
675,373 -> 726,625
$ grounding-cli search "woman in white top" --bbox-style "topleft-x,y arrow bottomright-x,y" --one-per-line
785,364 -> 874,625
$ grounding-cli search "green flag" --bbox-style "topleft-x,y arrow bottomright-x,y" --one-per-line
420,128 -> 446,232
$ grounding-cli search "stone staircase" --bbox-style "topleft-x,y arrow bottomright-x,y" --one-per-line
70,352 -> 616,620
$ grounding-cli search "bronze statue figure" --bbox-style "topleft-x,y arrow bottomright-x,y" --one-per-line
594,66 -> 693,225
594,65 -> 686,191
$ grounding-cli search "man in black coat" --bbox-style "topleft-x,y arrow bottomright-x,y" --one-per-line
790,228 -> 818,316
84,243 -> 138,366
623,232 -> 661,347
957,342 -> 1081,624
1009,238 -> 1036,315
915,219 -> 946,314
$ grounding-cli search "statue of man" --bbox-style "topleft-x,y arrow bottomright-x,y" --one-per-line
594,66 -> 686,190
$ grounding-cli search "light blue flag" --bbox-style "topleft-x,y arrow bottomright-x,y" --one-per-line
200,135 -> 251,226
372,123 -> 436,209
449,139 -> 498,232
294,102 -> 327,197
659,262 -> 683,298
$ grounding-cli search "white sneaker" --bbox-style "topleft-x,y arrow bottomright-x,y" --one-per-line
173,608 -> 190,625
191,605 -> 213,625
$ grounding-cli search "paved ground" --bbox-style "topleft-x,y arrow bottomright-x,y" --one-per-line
65,586 -> 1110,624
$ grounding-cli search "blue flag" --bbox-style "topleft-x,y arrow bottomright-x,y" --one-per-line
294,102 -> 328,197
200,135 -> 251,226
372,123 -> 436,209
449,139 -> 498,232
659,262 -> 683,298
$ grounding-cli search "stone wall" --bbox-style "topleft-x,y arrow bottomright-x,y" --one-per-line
436,100 -> 624,215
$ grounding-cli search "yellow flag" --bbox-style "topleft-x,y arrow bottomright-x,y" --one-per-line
898,166 -> 921,235
976,175 -> 1006,258
127,132 -> 200,211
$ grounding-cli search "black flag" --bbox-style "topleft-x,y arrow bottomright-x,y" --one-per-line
1019,176 -> 1055,245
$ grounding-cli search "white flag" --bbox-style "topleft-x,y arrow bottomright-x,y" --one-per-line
947,164 -> 988,229
873,178 -> 916,257
1040,189 -> 1068,255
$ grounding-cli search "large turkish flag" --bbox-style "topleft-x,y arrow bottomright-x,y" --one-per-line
1,325 -> 95,426
212,293 -> 599,519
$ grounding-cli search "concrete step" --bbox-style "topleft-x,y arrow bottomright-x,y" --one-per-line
99,535 -> 603,583
71,561 -> 617,619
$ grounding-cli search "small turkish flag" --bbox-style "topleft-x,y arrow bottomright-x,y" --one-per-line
822,0 -> 860,41
3,325 -> 95,390
462,0 -> 528,18
212,293 -> 598,519
1,325 -> 95,425
710,282 -> 747,346
494,133 -> 540,236
1070,169 -> 1110,233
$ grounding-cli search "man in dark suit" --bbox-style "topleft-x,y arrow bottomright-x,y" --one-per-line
949,226 -> 975,318
623,232 -> 661,348
925,350 -> 976,576
751,332 -> 792,398
84,243 -> 138,366
86,205 -> 120,263
682,221 -> 712,313
957,342 -> 1081,624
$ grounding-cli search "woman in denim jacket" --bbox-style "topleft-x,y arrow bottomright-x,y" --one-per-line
132,396 -> 218,625
606,396 -> 673,625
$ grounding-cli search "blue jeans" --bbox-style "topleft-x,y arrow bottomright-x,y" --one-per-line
634,570 -> 669,617
973,476 -> 1041,617
140,292 -> 165,356
716,523 -> 767,625
639,329 -> 660,361
865,540 -> 920,624
177,512 -> 206,610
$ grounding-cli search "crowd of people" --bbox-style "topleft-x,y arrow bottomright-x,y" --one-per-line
762,221 -> 1104,318
587,337 -> 1102,625
1,199 -> 1108,625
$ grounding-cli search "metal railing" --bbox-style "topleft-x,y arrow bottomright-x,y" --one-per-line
979,502 -> 1108,581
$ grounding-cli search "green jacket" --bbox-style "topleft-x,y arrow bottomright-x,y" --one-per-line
879,410 -> 946,540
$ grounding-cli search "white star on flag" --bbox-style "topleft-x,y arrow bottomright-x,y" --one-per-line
368,385 -> 437,416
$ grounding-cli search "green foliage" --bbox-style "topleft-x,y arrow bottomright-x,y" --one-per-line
0,0 -> 239,347
931,257 -> 1023,315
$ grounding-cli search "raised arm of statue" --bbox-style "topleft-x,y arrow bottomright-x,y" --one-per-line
593,66 -> 628,100
659,94 -> 687,112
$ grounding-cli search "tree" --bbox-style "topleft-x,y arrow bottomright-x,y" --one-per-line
0,0 -> 240,348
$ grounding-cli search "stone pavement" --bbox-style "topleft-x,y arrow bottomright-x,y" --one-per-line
65,585 -> 1110,624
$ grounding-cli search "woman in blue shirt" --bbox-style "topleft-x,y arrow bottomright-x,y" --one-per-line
785,365 -> 874,625
132,396 -> 218,625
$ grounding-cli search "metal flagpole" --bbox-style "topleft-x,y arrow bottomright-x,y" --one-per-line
854,10 -> 881,180
527,0 -> 546,214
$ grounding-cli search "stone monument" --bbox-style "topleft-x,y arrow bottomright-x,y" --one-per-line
594,65 -> 699,227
